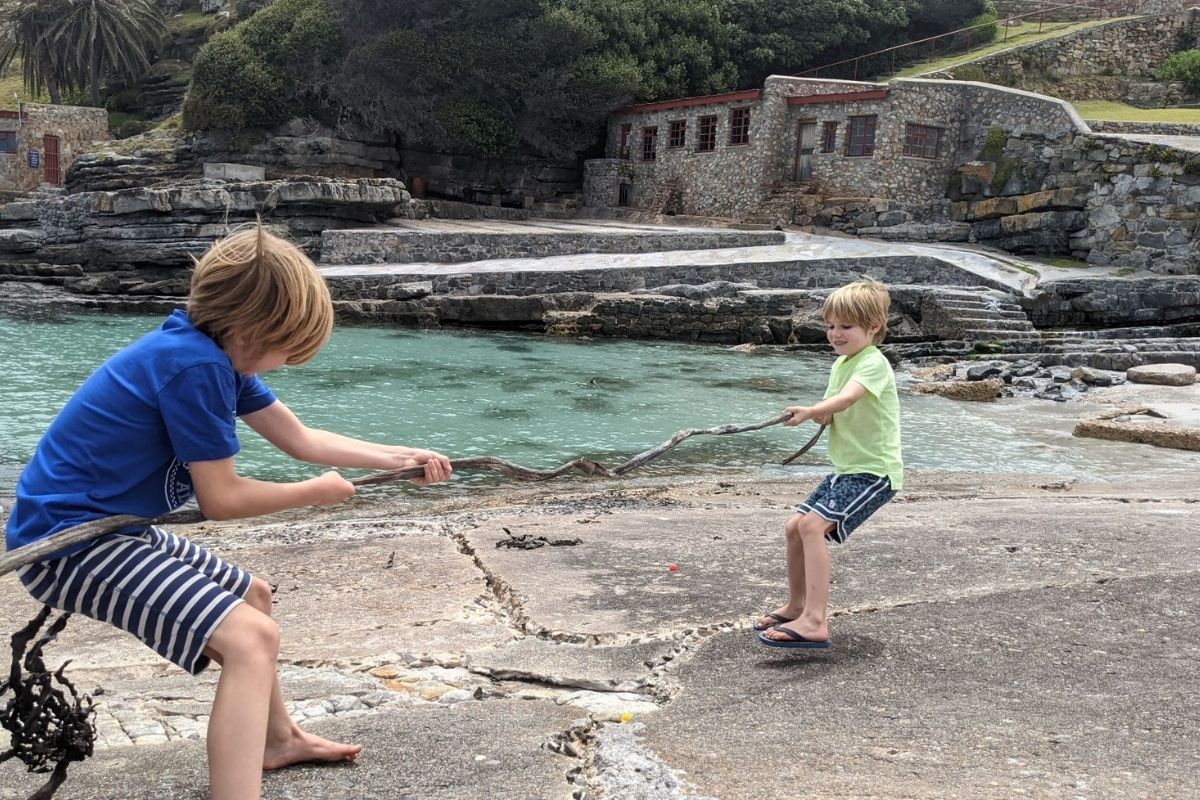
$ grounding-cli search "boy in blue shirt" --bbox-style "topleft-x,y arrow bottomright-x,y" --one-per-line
6,225 -> 452,799
755,278 -> 903,650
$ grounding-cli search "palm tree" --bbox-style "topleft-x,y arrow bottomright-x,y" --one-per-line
0,0 -> 74,104
49,0 -> 167,107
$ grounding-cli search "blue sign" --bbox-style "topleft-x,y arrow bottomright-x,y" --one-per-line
28,150 -> 39,169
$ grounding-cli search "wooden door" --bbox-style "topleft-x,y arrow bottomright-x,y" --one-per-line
43,135 -> 61,185
794,121 -> 817,182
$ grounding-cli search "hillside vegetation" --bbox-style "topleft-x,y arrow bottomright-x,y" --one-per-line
182,0 -> 997,158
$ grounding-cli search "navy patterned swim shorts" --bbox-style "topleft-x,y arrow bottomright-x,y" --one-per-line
17,526 -> 252,675
798,472 -> 895,544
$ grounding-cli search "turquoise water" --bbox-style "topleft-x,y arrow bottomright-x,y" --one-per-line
2,311 -> 1196,497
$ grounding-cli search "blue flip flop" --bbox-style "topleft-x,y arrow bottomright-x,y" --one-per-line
752,612 -> 798,632
757,625 -> 832,649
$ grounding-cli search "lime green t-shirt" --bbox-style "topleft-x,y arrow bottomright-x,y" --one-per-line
822,345 -> 904,490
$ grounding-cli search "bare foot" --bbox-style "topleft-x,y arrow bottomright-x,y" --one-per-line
263,728 -> 363,771
760,620 -> 829,643
754,605 -> 801,631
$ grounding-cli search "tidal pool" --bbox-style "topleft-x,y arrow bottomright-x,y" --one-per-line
2,311 -> 1197,499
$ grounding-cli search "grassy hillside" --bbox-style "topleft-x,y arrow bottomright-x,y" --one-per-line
890,16 -> 1135,79
1074,100 -> 1200,122
0,59 -> 49,110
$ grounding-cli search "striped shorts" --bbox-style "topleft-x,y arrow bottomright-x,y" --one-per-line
798,472 -> 895,544
17,526 -> 252,675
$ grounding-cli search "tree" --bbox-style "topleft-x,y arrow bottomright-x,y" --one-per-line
563,0 -> 737,101
325,0 -> 642,159
0,0 -> 73,104
49,0 -> 166,107
183,0 -> 342,131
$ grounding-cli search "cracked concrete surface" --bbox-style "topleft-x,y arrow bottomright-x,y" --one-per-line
1,471 -> 1197,799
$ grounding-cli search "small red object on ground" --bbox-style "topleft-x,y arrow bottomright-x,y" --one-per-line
667,563 -> 679,572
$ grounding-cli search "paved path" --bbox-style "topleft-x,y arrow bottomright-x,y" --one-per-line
2,469 -> 1196,799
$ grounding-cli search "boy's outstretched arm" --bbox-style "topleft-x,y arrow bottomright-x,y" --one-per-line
783,381 -> 867,426
242,401 -> 452,485
189,457 -> 355,521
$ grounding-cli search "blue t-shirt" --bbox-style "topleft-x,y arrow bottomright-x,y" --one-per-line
6,310 -> 277,557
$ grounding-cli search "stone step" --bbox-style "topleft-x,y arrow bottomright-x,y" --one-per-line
939,298 -> 1025,313
961,329 -> 1042,340
941,306 -> 1030,320
954,317 -> 1038,331
995,351 -> 1200,370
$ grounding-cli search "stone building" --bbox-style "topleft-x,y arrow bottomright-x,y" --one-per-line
584,74 -> 1058,218
0,103 -> 108,195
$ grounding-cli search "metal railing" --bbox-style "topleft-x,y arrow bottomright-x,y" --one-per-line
796,0 -> 1143,80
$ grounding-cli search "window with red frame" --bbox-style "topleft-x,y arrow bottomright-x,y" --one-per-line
697,115 -> 717,152
903,123 -> 942,159
618,123 -> 632,159
820,121 -> 837,153
668,119 -> 686,149
642,126 -> 658,160
846,115 -> 877,157
729,107 -> 751,145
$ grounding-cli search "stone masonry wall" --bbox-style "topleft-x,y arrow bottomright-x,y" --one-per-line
950,129 -> 1200,273
604,91 -> 768,219
320,228 -> 782,265
1088,120 -> 1200,135
932,12 -> 1199,82
0,104 -> 108,193
992,0 -> 1160,23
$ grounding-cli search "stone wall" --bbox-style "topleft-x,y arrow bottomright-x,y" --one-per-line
932,11 -> 1199,82
950,128 -> 1200,273
320,228 -> 783,266
992,0 -> 1156,23
1087,119 -> 1200,135
0,104 -> 109,193
603,89 -> 769,219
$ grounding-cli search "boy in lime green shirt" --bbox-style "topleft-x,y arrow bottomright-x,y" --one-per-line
756,278 -> 902,650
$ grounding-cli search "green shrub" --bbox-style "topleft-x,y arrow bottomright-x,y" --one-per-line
981,126 -> 1007,160
1155,49 -> 1200,95
182,0 -> 340,132
105,88 -> 142,113
108,112 -> 155,139
951,64 -> 988,83
434,99 -> 519,159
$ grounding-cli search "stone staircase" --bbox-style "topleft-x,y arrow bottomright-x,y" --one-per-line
919,287 -> 1039,342
745,182 -> 812,226
25,186 -> 67,200
890,321 -> 1200,371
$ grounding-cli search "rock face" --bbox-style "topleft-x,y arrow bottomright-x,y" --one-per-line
1126,363 -> 1198,386
66,120 -> 404,194
0,177 -> 412,280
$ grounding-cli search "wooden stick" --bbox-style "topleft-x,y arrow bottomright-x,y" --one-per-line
0,414 -> 823,578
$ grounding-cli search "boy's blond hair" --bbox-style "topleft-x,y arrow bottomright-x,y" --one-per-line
188,223 -> 333,365
821,278 -> 891,344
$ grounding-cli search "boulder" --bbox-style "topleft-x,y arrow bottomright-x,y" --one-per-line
910,378 -> 1003,402
1074,414 -> 1200,452
1126,363 -> 1197,386
1071,366 -> 1124,387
